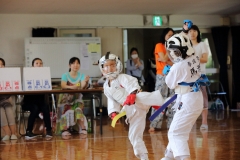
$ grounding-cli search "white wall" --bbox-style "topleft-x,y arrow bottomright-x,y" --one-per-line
169,15 -> 223,28
0,14 -> 229,67
0,14 -> 143,66
97,28 -> 123,61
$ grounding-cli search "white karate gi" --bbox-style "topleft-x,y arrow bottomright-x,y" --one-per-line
104,74 -> 165,159
165,55 -> 203,158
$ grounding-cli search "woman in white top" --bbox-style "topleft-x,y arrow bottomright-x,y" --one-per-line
188,25 -> 209,130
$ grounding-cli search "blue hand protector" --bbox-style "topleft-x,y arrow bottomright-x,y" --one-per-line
163,65 -> 171,75
183,19 -> 193,29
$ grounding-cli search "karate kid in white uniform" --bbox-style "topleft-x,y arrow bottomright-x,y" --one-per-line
161,32 -> 204,160
98,52 -> 166,160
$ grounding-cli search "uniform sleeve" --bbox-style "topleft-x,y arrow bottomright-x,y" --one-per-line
166,71 -> 176,89
106,96 -> 121,115
165,65 -> 181,89
103,83 -> 121,115
61,73 -> 68,82
119,74 -> 140,93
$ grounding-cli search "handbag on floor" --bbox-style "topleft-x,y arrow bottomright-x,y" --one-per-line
209,98 -> 224,110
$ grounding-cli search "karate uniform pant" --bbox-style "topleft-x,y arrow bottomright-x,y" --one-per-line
166,91 -> 203,158
127,90 -> 165,158
127,106 -> 148,158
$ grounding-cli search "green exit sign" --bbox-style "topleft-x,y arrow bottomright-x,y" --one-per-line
153,16 -> 162,26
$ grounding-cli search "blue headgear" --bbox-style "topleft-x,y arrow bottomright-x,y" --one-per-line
183,19 -> 193,33
183,19 -> 193,28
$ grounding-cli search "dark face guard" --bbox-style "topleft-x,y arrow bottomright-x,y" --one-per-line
167,48 -> 183,63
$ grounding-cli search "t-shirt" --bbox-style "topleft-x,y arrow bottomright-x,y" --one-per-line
193,42 -> 208,74
155,43 -> 167,75
61,72 -> 85,86
59,72 -> 85,105
166,55 -> 201,89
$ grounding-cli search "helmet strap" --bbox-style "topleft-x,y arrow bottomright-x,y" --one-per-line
182,28 -> 189,33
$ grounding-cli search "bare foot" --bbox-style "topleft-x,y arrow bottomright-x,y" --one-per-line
148,127 -> 155,132
62,131 -> 71,136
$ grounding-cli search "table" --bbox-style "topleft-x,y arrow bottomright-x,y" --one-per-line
0,88 -> 104,136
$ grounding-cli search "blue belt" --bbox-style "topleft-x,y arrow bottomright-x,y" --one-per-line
178,74 -> 210,92
149,74 -> 210,121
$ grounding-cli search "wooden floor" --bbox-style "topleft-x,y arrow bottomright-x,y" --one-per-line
1,110 -> 240,160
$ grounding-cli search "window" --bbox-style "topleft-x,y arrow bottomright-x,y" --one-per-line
203,38 -> 214,68
123,29 -> 128,69
201,32 -> 219,76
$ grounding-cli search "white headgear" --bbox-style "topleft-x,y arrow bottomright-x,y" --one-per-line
166,34 -> 194,63
98,52 -> 123,80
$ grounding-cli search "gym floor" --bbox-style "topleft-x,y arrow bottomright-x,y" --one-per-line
0,110 -> 239,160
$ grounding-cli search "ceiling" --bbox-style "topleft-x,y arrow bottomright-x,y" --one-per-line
0,0 -> 240,15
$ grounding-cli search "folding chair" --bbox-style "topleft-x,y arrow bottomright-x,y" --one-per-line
92,95 -> 101,118
16,95 -> 24,122
50,94 -> 57,126
17,95 -> 31,136
206,80 -> 229,109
